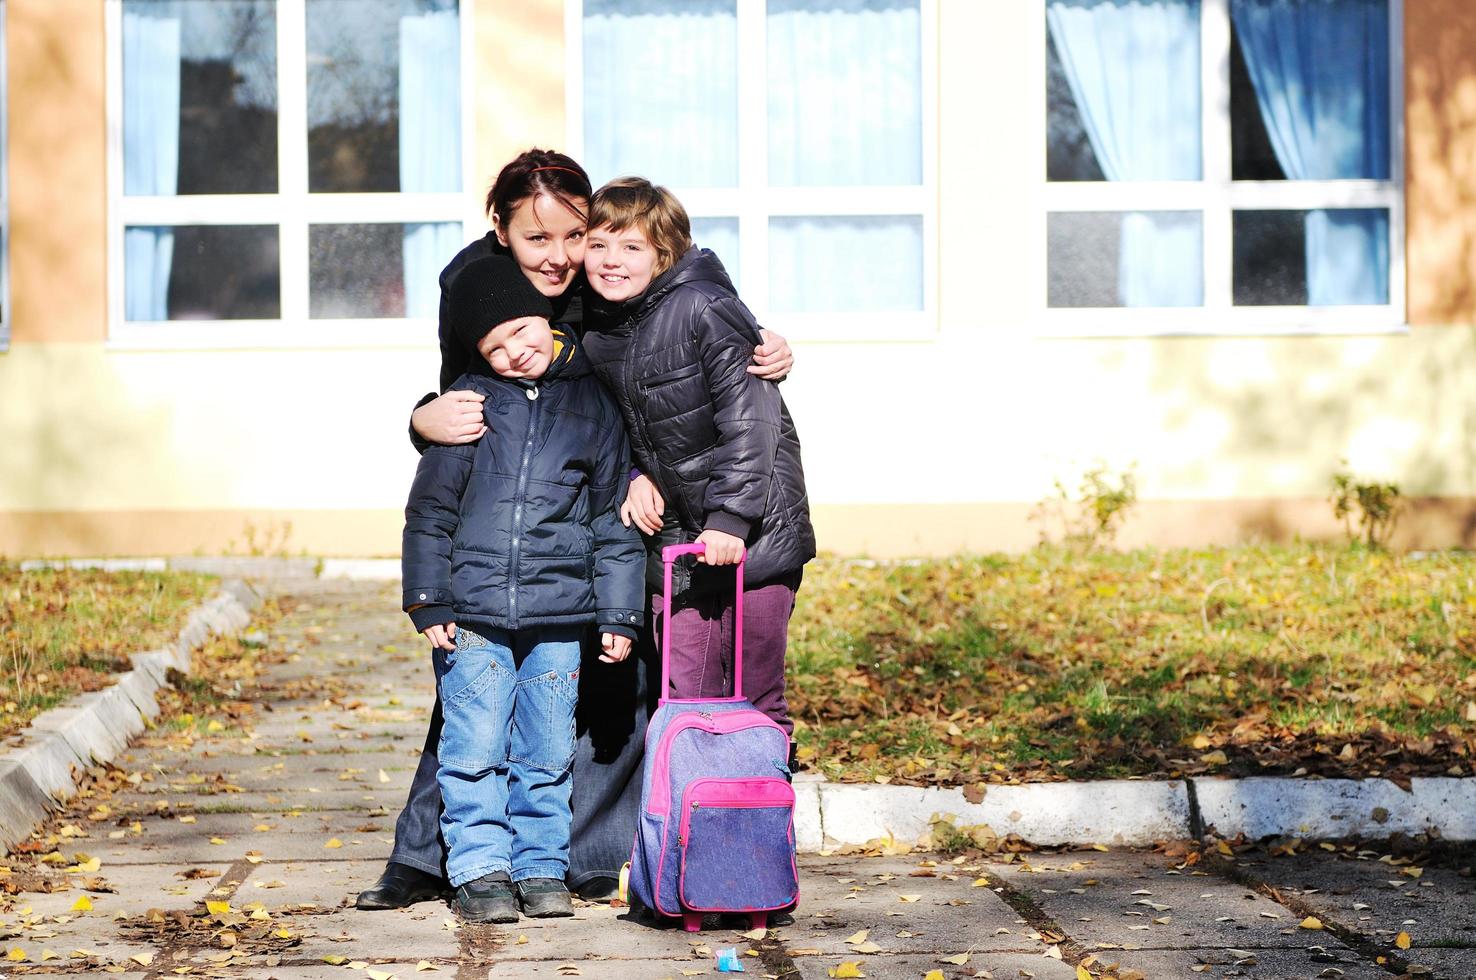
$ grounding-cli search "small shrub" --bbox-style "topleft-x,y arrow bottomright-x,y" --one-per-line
1329,464 -> 1402,549
1033,462 -> 1139,549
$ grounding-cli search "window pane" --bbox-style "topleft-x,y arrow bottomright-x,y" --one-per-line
1045,0 -> 1201,181
583,0 -> 737,187
123,1 -> 277,196
1229,0 -> 1389,181
125,225 -> 279,320
1046,23 -> 1104,182
1234,209 -> 1389,306
310,221 -> 462,318
767,0 -> 920,187
307,0 -> 461,193
769,216 -> 921,313
1048,211 -> 1203,308
690,217 -> 738,292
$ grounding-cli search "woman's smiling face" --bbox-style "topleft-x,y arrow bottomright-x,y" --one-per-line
494,193 -> 589,298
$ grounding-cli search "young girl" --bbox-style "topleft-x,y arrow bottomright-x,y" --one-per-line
579,177 -> 816,755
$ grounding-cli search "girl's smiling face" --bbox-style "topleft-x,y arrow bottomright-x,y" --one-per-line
584,224 -> 658,303
494,193 -> 589,298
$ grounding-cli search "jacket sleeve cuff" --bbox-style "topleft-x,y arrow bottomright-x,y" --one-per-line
408,604 -> 455,632
599,624 -> 638,642
597,609 -> 644,633
703,511 -> 753,541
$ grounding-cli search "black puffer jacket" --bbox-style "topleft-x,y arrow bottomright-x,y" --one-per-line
582,247 -> 815,595
401,333 -> 645,637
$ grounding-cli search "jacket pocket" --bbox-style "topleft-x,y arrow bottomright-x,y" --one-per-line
640,363 -> 702,389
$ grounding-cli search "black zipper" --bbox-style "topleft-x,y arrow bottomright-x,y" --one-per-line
508,384 -> 542,628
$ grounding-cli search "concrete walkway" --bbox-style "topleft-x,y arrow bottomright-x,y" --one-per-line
3,581 -> 1473,979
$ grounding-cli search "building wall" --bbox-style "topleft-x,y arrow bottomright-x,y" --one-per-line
3,0 -> 1475,559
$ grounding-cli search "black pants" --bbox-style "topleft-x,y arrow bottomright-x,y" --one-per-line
388,626 -> 658,889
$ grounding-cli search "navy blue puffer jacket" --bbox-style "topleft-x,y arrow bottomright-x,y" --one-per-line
401,333 -> 645,637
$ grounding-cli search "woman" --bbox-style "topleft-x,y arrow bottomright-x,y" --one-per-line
357,149 -> 794,910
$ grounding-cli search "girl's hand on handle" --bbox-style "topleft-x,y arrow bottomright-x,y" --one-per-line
412,390 -> 487,445
747,328 -> 793,382
599,632 -> 632,664
421,621 -> 457,652
695,529 -> 745,566
620,473 -> 666,535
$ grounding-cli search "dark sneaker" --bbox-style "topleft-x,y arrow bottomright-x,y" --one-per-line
573,875 -> 620,902
455,872 -> 519,923
517,877 -> 574,918
355,862 -> 445,911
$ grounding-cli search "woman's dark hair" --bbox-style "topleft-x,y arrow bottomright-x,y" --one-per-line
485,149 -> 592,225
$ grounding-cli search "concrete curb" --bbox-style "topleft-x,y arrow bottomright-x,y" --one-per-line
793,773 -> 1476,851
0,580 -> 262,850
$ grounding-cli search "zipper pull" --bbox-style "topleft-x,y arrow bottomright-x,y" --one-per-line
525,387 -> 539,400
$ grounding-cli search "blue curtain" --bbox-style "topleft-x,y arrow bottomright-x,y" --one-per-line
583,0 -> 738,187
1047,0 -> 1204,307
399,5 -> 464,317
123,6 -> 181,321
1231,0 -> 1390,305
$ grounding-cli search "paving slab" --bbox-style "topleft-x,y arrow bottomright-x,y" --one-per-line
1090,946 -> 1393,979
789,952 -> 1079,979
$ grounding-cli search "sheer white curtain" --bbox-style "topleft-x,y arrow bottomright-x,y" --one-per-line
399,4 -> 463,317
1047,0 -> 1204,307
583,0 -> 737,187
1231,0 -> 1390,305
123,5 -> 181,321
766,0 -> 923,312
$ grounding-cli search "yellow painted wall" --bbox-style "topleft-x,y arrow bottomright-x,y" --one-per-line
3,0 -> 1476,558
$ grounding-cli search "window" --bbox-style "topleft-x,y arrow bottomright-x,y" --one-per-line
568,0 -> 937,339
1043,0 -> 1403,335
107,0 -> 473,347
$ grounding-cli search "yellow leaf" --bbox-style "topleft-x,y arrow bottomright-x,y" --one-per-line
1077,966 -> 1093,980
925,973 -> 946,980
206,720 -> 225,732
1300,916 -> 1324,930
131,952 -> 155,966
828,963 -> 865,979
1401,867 -> 1423,879
178,815 -> 197,824
250,908 -> 269,921
245,852 -> 264,864
1199,750 -> 1229,766
971,877 -> 989,887
7,949 -> 28,962
844,930 -> 869,945
205,900 -> 231,916
1396,931 -> 1411,950
273,928 -> 293,939
416,962 -> 439,972
937,953 -> 970,965
740,927 -> 767,940
898,894 -> 922,903
254,824 -> 271,832
209,838 -> 226,845
70,896 -> 93,912
516,935 -> 528,945
323,955 -> 348,965
41,950 -> 59,962
379,769 -> 391,783
366,970 -> 394,980
324,838 -> 344,849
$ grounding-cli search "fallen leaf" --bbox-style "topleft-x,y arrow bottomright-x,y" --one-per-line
70,895 -> 93,912
366,970 -> 395,980
898,894 -> 922,903
937,953 -> 970,965
6,949 -> 27,963
323,955 -> 348,965
324,838 -> 344,849
1396,931 -> 1411,950
925,973 -> 946,980
852,942 -> 882,954
1300,916 -> 1324,930
379,769 -> 391,783
131,952 -> 155,966
1077,967 -> 1092,980
416,961 -> 439,972
844,930 -> 869,945
205,900 -> 231,916
827,964 -> 864,979
741,928 -> 767,940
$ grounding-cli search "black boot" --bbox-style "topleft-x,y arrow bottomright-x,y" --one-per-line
455,872 -> 520,924
355,862 -> 445,910
517,877 -> 574,918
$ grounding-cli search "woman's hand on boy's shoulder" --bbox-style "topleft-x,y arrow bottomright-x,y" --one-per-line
412,389 -> 487,445
620,473 -> 666,535
599,632 -> 632,664
747,328 -> 793,382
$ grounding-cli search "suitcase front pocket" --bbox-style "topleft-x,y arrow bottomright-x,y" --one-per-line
678,777 -> 798,913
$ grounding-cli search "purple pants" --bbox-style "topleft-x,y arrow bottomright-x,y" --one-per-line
650,577 -> 798,736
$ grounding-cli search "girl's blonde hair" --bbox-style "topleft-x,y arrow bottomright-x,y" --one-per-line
587,177 -> 693,276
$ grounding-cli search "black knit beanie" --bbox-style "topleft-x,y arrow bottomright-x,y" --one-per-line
447,255 -> 555,355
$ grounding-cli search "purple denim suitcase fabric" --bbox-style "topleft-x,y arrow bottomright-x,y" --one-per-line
680,800 -> 797,911
629,699 -> 793,917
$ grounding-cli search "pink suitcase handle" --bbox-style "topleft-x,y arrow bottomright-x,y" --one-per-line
659,542 -> 745,704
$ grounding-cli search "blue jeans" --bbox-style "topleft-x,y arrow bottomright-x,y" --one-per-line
434,626 -> 581,888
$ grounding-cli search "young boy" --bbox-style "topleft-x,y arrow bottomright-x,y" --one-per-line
401,254 -> 644,923
580,177 -> 815,755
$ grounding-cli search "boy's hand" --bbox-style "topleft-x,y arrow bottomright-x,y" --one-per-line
620,473 -> 666,535
422,621 -> 457,651
696,529 -> 745,565
412,390 -> 487,444
747,328 -> 793,381
600,632 -> 632,664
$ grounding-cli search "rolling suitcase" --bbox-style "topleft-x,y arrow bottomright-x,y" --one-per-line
625,542 -> 799,932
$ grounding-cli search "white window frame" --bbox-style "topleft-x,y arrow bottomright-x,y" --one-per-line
1035,0 -> 1406,338
0,0 -> 9,351
565,0 -> 939,343
104,0 -> 484,350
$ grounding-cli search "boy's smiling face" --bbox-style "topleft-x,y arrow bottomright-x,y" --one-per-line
477,315 -> 556,380
584,224 -> 658,303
